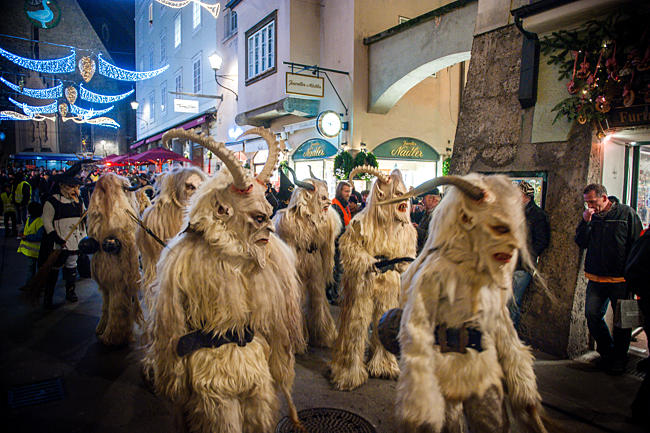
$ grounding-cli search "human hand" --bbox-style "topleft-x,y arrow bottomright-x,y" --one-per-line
583,208 -> 595,222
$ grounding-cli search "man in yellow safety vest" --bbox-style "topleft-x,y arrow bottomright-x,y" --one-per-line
13,176 -> 32,227
1,183 -> 17,237
18,202 -> 44,284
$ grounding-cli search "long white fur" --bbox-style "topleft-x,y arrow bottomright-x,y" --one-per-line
273,178 -> 341,348
396,173 -> 542,431
146,167 -> 305,433
330,169 -> 417,391
87,172 -> 142,346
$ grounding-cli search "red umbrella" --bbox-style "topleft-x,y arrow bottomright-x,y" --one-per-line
111,153 -> 139,165
100,154 -> 119,164
131,147 -> 193,165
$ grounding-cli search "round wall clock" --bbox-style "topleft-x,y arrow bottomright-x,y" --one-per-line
316,110 -> 342,138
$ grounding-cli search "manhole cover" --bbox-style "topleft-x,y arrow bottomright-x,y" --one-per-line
7,377 -> 65,409
276,407 -> 376,433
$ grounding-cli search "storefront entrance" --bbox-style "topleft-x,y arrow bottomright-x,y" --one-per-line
371,137 -> 440,188
291,138 -> 339,196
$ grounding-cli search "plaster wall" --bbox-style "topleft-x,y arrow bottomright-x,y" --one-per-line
450,24 -> 601,357
352,0 -> 461,151
531,52 -> 573,143
289,0 -> 321,66
235,0 -> 290,115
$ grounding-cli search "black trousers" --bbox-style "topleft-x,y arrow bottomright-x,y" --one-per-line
4,211 -> 16,236
43,266 -> 77,304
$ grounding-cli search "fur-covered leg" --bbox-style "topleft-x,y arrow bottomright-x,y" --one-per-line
185,393 -> 242,433
463,385 -> 508,433
98,287 -> 134,346
367,281 -> 400,379
306,279 -> 337,348
330,291 -> 373,391
442,400 -> 466,433
242,377 -> 279,433
96,287 -> 109,336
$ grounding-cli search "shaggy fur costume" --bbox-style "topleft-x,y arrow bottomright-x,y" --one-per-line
87,173 -> 143,346
396,174 -> 544,432
274,177 -> 341,348
147,128 -> 305,433
136,166 -> 206,311
330,167 -> 417,391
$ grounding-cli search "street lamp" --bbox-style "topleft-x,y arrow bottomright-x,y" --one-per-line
130,100 -> 139,110
209,53 -> 238,101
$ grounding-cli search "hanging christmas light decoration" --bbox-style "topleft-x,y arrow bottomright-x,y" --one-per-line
8,97 -> 58,115
69,103 -> 114,119
79,83 -> 134,104
155,0 -> 221,19
97,53 -> 168,81
78,56 -> 96,82
65,86 -> 78,104
85,116 -> 120,129
0,77 -> 63,99
0,110 -> 55,121
0,47 -> 75,73
58,103 -> 68,116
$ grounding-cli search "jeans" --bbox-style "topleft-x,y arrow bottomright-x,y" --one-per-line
585,280 -> 632,360
509,270 -> 532,329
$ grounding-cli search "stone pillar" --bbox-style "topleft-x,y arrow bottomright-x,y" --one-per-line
450,25 -> 602,357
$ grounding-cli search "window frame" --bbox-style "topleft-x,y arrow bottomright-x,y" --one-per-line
192,52 -> 202,94
160,80 -> 167,115
160,31 -> 167,64
148,90 -> 155,122
223,9 -> 237,40
174,13 -> 182,48
192,1 -> 201,31
245,10 -> 277,86
175,67 -> 183,93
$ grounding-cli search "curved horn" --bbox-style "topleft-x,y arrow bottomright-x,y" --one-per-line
349,164 -> 390,184
238,127 -> 280,184
308,165 -> 320,180
284,166 -> 315,191
125,184 -> 155,193
162,128 -> 250,191
378,176 -> 485,205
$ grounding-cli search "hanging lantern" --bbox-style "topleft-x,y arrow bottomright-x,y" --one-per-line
65,86 -> 77,104
58,103 -> 68,117
78,56 -> 96,83
577,114 -> 587,124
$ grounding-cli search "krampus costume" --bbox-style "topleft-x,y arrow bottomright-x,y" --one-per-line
85,173 -> 145,346
391,174 -> 547,433
136,165 -> 206,307
329,166 -> 417,391
146,128 -> 305,433
273,167 -> 341,348
39,161 -> 88,308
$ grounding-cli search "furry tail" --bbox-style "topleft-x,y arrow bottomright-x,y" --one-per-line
281,385 -> 308,433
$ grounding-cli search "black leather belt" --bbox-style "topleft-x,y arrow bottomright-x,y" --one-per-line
434,324 -> 483,353
176,327 -> 254,357
374,256 -> 415,273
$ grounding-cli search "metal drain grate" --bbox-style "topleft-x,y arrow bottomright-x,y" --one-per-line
7,377 -> 65,409
276,407 -> 376,433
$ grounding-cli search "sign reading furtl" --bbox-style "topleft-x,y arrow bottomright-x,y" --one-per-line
286,72 -> 324,98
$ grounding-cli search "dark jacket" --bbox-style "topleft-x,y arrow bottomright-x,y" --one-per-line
625,232 -> 649,296
575,202 -> 642,278
416,210 -> 433,254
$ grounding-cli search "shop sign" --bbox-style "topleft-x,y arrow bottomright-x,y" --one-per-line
174,98 -> 199,113
372,137 -> 440,161
25,0 -> 62,29
286,72 -> 324,98
292,138 -> 338,160
607,104 -> 650,128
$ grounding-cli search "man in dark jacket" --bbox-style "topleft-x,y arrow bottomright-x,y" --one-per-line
575,183 -> 642,374
415,188 -> 442,254
509,181 -> 550,329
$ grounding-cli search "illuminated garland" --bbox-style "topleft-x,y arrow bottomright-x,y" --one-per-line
8,97 -> 58,115
0,47 -> 75,73
97,53 -> 168,81
69,103 -> 114,119
78,83 -> 134,104
155,0 -> 221,18
0,110 -> 54,121
0,77 -> 63,99
86,116 -> 120,129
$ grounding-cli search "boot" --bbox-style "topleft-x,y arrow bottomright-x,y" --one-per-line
43,270 -> 58,309
63,268 -> 78,303
65,284 -> 78,302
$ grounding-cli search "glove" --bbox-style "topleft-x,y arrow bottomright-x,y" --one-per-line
52,232 -> 66,245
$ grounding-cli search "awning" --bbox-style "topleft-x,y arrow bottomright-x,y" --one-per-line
372,137 -> 440,161
130,114 -> 210,150
292,138 -> 338,160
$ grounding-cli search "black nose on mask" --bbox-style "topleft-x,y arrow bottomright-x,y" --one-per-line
78,236 -> 100,254
101,236 -> 122,255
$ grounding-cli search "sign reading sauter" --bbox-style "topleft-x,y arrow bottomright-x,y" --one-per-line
316,110 -> 342,138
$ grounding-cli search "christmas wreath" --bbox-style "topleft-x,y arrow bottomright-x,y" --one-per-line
334,150 -> 379,180
541,13 -> 650,128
